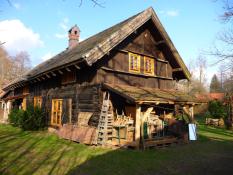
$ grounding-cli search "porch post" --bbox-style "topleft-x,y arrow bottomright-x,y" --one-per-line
135,104 -> 141,149
141,107 -> 153,150
190,105 -> 194,123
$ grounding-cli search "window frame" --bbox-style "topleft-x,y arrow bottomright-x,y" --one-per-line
128,52 -> 141,73
144,56 -> 155,75
34,96 -> 42,108
51,99 -> 63,127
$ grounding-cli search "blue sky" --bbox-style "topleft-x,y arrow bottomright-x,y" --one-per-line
0,0 -> 226,83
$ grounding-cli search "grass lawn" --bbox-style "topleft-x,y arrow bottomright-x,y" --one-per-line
0,123 -> 233,175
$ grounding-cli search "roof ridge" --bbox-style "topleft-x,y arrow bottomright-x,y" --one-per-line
84,7 -> 153,65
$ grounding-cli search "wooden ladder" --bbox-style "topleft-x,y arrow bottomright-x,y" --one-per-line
96,92 -> 114,146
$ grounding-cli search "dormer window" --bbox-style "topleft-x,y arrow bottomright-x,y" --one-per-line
144,56 -> 154,75
129,52 -> 140,73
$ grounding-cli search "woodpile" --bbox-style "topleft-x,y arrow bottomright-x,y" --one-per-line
205,118 -> 225,127
112,114 -> 135,145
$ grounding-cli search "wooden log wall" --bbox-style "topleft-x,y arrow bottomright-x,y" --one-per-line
94,22 -> 174,89
25,71 -> 102,128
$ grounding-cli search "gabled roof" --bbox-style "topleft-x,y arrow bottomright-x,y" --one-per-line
3,7 -> 190,91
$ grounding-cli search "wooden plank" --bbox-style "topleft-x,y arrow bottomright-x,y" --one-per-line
74,64 -> 80,69
101,67 -> 173,80
66,67 -> 71,72
58,70 -> 64,75
145,137 -> 178,148
172,68 -> 183,72
135,105 -> 141,149
45,74 -> 51,78
155,40 -> 166,46
51,71 -> 56,77
141,107 -> 153,150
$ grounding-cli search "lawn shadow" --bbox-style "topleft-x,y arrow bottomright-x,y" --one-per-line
66,125 -> 233,175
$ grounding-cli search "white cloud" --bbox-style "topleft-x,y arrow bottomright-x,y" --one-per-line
54,33 -> 67,39
55,17 -> 70,39
159,10 -> 179,17
59,17 -> 69,30
0,19 -> 44,53
166,10 -> 179,17
41,52 -> 55,61
13,3 -> 21,10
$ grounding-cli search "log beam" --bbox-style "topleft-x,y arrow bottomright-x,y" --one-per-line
135,105 -> 141,149
51,72 -> 56,77
58,70 -> 63,75
66,67 -> 71,72
141,107 -> 153,150
155,40 -> 165,46
74,64 -> 80,69
172,68 -> 183,72
45,74 -> 51,78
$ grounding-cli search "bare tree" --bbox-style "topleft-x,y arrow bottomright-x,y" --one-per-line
196,55 -> 207,85
219,0 -> 233,22
176,56 -> 207,95
0,47 -> 31,89
78,0 -> 105,7
13,51 -> 31,76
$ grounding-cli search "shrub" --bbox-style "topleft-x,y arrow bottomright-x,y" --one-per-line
21,105 -> 46,130
8,105 -> 46,131
208,100 -> 227,119
8,109 -> 24,127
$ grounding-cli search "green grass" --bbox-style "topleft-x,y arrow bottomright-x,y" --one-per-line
0,123 -> 233,175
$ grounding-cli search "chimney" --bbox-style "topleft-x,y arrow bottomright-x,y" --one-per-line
68,25 -> 80,50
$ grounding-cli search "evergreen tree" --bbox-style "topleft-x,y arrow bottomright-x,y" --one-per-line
210,74 -> 222,92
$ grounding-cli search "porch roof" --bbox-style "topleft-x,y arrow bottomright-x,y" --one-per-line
103,84 -> 198,105
3,93 -> 29,101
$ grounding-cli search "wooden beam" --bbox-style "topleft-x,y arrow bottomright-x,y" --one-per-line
37,77 -> 41,81
58,70 -> 63,75
45,74 -> 51,78
183,106 -> 194,123
172,68 -> 183,72
155,40 -> 166,46
51,71 -> 56,77
74,64 -> 80,69
41,76 -> 45,80
142,107 -> 153,122
66,67 -> 71,72
141,107 -> 153,150
190,106 -> 194,122
135,105 -> 141,150
101,67 -> 173,80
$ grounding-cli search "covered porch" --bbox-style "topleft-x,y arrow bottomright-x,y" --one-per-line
103,83 -> 197,149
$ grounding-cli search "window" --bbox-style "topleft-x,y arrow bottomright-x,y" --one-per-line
129,52 -> 141,73
22,98 -> 27,110
34,96 -> 42,108
144,56 -> 154,75
51,99 -> 63,126
61,71 -> 76,84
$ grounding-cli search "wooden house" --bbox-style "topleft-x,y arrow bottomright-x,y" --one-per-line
1,7 -> 197,148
